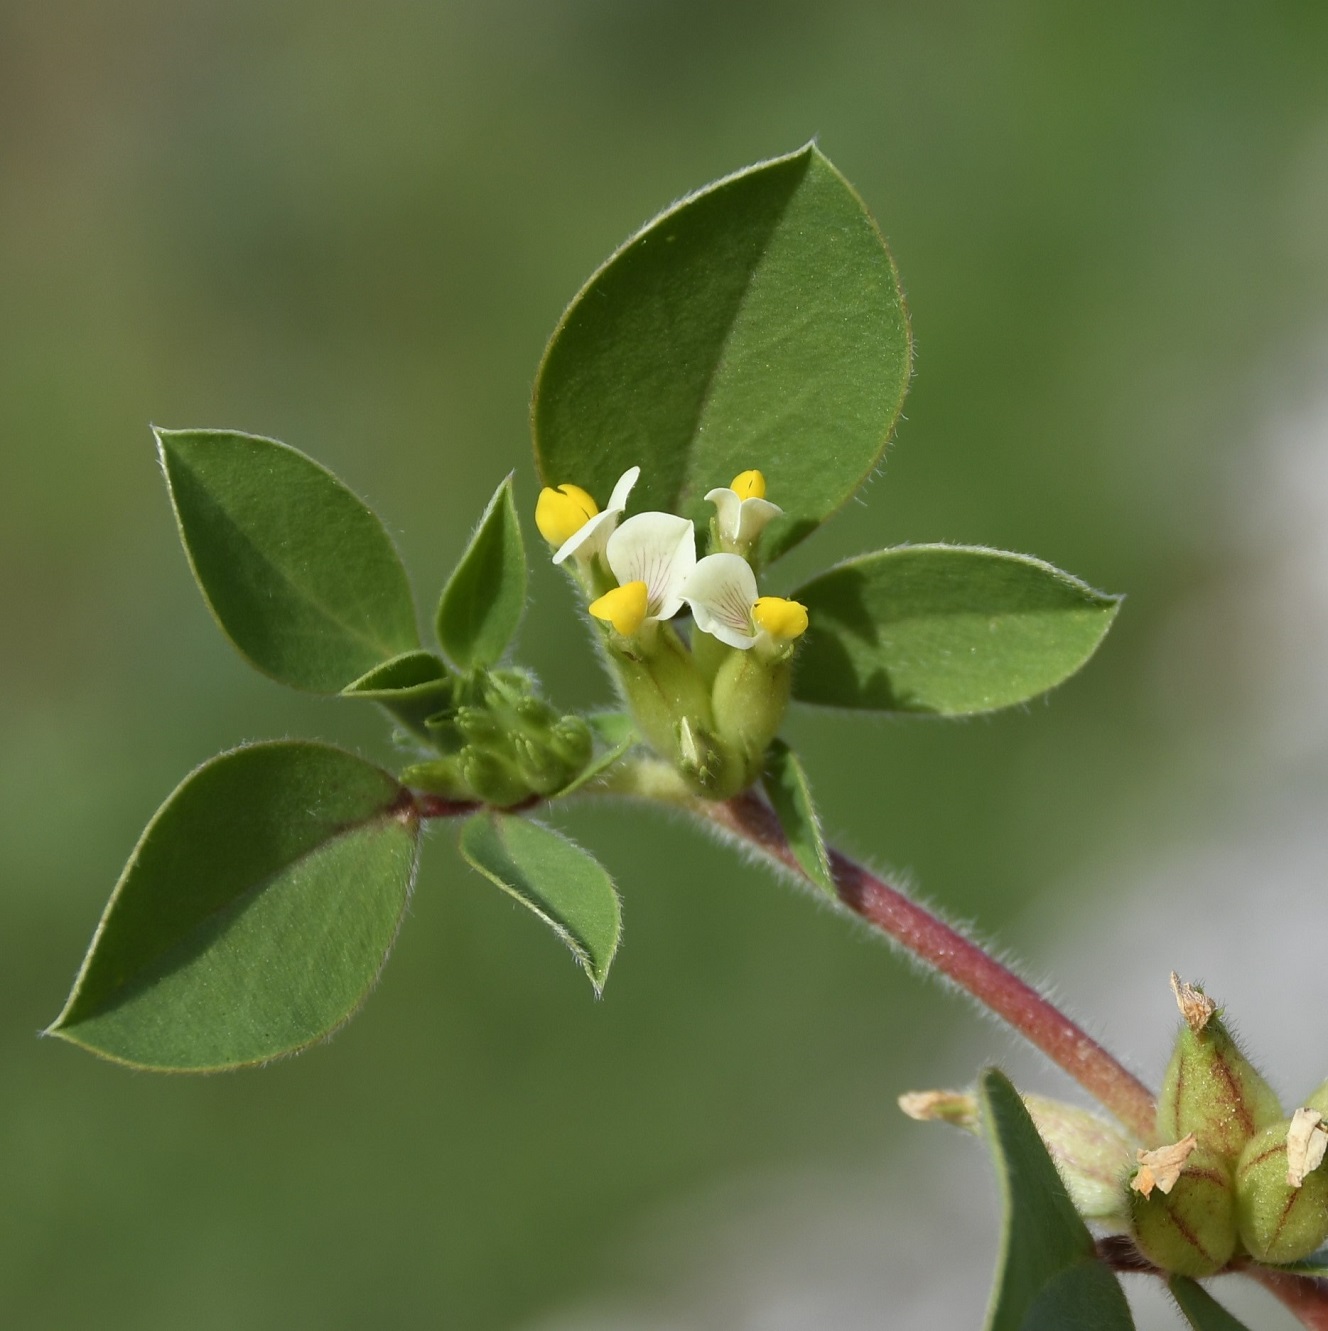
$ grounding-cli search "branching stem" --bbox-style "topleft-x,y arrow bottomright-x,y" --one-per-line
417,773 -> 1328,1325
700,788 -> 1158,1142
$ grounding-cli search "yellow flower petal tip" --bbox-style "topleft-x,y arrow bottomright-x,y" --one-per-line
730,469 -> 766,501
589,581 -> 649,636
536,484 -> 599,546
752,596 -> 808,640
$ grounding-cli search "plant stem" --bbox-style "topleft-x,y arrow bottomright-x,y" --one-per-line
420,766 -> 1157,1139
418,771 -> 1328,1324
1251,1269 -> 1328,1330
700,788 -> 1158,1142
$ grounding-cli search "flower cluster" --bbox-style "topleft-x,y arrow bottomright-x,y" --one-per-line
534,466 -> 809,798
535,466 -> 808,654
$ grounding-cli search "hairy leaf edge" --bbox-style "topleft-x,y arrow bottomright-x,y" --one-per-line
458,813 -> 621,995
530,143 -> 914,557
154,426 -> 420,693
43,738 -> 422,1074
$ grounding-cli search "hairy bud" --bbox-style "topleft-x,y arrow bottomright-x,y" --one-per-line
1235,1115 -> 1328,1264
1156,974 -> 1282,1161
459,747 -> 530,808
1127,1141 -> 1237,1277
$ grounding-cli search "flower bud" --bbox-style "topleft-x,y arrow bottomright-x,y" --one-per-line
513,696 -> 558,737
1235,1115 -> 1328,1264
1156,974 -> 1282,1161
511,735 -> 569,797
1128,1140 -> 1237,1277
398,756 -> 470,800
459,747 -> 530,808
455,706 -> 503,746
546,716 -> 594,771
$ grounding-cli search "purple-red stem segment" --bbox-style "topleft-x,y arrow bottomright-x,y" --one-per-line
419,786 -> 1328,1325
420,785 -> 1156,1140
705,789 -> 1159,1143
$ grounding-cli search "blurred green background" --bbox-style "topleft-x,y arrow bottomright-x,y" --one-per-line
5,2 -> 1328,1326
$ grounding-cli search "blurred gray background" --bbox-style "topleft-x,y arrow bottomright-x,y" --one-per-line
5,3 -> 1328,1326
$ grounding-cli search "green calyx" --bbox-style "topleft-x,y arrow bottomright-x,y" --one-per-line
1128,1141 -> 1237,1278
605,618 -> 797,802
1235,1113 -> 1328,1264
1155,974 -> 1282,1162
710,643 -> 794,794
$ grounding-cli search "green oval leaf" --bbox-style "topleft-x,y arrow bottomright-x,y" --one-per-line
458,813 -> 621,994
533,144 -> 911,562
980,1068 -> 1134,1331
761,739 -> 834,898
1169,1278 -> 1253,1331
792,545 -> 1120,715
157,428 -> 419,692
435,473 -> 526,670
47,741 -> 420,1072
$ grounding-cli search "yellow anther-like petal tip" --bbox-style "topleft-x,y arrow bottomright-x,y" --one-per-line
589,581 -> 649,636
536,484 -> 599,546
730,469 -> 766,501
752,596 -> 808,641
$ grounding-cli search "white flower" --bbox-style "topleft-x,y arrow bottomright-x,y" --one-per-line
706,469 -> 782,550
682,553 -> 808,650
589,511 -> 697,635
535,466 -> 640,565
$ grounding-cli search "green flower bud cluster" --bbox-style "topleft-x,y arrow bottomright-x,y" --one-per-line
1125,975 -> 1328,1275
399,669 -> 593,808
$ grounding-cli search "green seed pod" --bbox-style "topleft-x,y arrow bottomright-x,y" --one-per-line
459,746 -> 531,808
1235,1116 -> 1328,1264
1128,1140 -> 1237,1277
1156,975 -> 1282,1161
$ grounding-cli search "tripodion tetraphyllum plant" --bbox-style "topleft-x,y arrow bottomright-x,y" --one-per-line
46,145 -> 1328,1328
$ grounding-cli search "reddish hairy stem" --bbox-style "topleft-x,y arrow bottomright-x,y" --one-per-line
705,789 -> 1158,1142
415,794 -> 481,819
1252,1270 -> 1328,1330
421,781 -> 1328,1325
